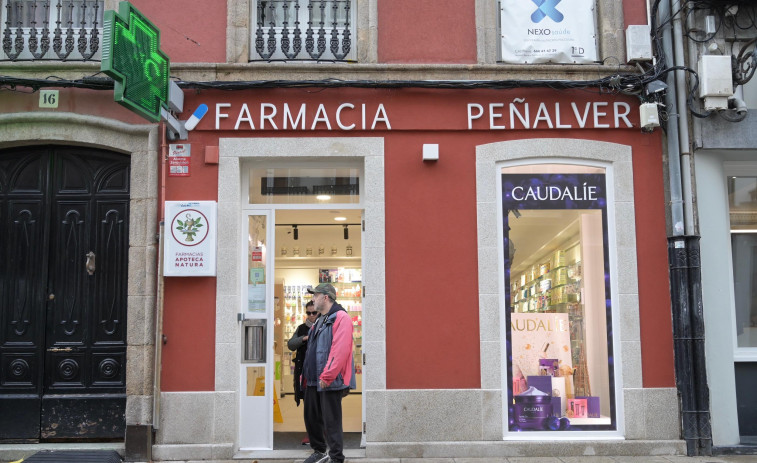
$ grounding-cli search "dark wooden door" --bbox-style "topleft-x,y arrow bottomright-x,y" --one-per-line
0,146 -> 129,441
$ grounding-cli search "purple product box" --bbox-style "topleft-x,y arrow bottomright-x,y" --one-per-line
576,396 -> 600,418
550,397 -> 562,417
526,375 -> 553,396
538,358 -> 559,376
539,359 -> 560,376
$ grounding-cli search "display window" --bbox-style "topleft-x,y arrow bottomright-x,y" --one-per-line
728,174 -> 757,349
501,163 -> 617,433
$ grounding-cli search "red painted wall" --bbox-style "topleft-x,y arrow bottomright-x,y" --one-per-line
632,136 -> 675,387
131,0 -> 226,63
623,0 -> 649,26
160,132 -> 220,391
378,0 -> 477,63
161,278 -> 217,391
0,88 -> 146,122
384,132 -> 481,388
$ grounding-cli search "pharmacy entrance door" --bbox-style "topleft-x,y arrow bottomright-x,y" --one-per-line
238,209 -> 364,451
272,209 -> 363,450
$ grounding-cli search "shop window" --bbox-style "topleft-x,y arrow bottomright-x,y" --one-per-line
1,0 -> 103,61
250,0 -> 355,61
728,175 -> 757,349
502,163 -> 616,432
248,163 -> 361,205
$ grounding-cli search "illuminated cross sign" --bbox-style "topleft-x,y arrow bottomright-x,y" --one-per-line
101,1 -> 169,122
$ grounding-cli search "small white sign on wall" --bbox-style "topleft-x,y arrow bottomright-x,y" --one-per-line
164,201 -> 217,276
500,0 -> 598,64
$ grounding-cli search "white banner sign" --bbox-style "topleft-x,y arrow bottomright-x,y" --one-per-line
500,0 -> 597,64
164,201 -> 217,276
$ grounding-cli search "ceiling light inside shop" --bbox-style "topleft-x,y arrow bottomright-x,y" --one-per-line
334,216 -> 347,221
316,194 -> 332,201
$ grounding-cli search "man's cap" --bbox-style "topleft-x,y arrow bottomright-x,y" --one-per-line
307,283 -> 337,300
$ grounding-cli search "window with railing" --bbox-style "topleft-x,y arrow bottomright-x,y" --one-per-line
2,0 -> 103,61
251,0 -> 354,61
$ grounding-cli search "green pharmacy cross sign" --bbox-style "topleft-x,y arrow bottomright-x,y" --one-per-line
101,1 -> 169,122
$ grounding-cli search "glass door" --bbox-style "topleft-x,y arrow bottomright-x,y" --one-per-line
239,211 -> 274,450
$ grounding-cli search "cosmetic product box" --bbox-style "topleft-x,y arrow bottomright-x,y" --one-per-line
526,375 -> 552,396
513,394 -> 553,430
576,396 -> 600,418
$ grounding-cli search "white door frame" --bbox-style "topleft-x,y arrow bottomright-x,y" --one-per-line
216,137 -> 386,454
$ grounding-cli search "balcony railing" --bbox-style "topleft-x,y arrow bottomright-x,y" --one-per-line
2,0 -> 103,61
253,0 -> 353,61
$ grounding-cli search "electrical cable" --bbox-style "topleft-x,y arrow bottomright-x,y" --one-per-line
0,0 -> 752,124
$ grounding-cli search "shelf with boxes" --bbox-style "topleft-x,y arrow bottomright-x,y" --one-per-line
282,284 -> 311,341
510,248 -> 583,314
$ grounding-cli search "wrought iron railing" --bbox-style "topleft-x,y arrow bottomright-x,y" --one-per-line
2,0 -> 102,61
254,0 -> 353,61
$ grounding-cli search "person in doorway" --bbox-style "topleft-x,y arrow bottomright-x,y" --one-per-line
301,283 -> 355,463
288,300 -> 319,445
288,300 -> 318,407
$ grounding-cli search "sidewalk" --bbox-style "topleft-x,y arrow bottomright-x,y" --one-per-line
4,458 -> 757,463
4,454 -> 757,463
117,457 -> 757,463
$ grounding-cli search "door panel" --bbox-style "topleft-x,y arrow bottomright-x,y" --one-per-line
0,150 -> 49,440
0,146 -> 129,441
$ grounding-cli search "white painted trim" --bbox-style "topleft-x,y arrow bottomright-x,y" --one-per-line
217,137 -> 385,452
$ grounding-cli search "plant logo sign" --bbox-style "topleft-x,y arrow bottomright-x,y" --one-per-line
164,201 -> 217,276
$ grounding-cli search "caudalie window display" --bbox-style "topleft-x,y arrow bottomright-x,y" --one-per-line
502,163 -> 616,433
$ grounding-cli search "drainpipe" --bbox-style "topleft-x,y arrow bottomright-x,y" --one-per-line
153,122 -> 168,434
661,0 -> 712,455
673,1 -> 712,454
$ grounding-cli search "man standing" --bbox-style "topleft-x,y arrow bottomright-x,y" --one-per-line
302,283 -> 355,463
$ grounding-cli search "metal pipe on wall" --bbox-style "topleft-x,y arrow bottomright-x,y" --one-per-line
152,122 -> 169,434
663,0 -> 712,456
659,0 -> 686,237
658,0 -> 701,456
672,0 -> 696,235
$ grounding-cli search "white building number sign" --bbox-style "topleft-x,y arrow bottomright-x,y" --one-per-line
164,201 -> 217,277
500,0 -> 597,64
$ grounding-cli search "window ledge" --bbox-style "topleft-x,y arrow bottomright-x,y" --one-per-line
176,62 -> 639,83
0,60 -> 639,84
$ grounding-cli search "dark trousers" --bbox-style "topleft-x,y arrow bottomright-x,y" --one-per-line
304,386 -> 344,462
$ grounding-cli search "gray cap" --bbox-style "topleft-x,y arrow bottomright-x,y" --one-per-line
307,283 -> 337,300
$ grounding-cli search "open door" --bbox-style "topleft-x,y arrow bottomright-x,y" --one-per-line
239,211 -> 274,450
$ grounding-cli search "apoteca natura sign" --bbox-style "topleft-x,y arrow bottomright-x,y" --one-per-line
164,201 -> 217,276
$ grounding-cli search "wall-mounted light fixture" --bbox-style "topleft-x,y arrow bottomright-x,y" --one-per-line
423,144 -> 439,162
276,223 -> 360,241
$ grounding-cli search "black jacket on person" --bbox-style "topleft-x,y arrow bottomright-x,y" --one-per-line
287,322 -> 312,405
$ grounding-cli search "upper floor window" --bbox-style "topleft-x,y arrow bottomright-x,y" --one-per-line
251,0 -> 355,62
1,0 -> 103,61
499,0 -> 598,64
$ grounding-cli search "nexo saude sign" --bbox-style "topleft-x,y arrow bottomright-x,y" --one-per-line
531,0 -> 564,23
501,0 -> 597,64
